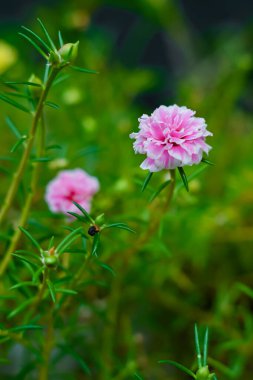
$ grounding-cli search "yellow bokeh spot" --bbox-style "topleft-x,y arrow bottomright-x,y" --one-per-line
62,87 -> 82,105
0,40 -> 18,74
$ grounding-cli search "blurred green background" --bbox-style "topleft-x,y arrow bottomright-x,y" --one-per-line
1,0 -> 253,379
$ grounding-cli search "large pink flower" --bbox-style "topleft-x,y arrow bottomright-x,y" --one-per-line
130,105 -> 212,172
45,169 -> 99,216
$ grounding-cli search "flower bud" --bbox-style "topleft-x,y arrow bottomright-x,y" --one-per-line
58,41 -> 79,63
88,225 -> 100,236
196,366 -> 211,380
42,247 -> 58,268
44,255 -> 58,268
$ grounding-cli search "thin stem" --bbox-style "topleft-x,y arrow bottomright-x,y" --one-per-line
98,274 -> 121,380
24,268 -> 48,323
0,116 -> 46,276
38,309 -> 54,380
0,67 -> 59,226
72,244 -> 92,286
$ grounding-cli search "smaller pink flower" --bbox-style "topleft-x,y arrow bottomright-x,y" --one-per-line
130,104 -> 212,172
45,169 -> 99,217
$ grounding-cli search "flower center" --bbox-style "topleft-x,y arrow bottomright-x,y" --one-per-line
65,190 -> 77,202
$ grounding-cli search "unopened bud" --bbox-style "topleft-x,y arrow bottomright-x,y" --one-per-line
196,366 -> 211,380
58,41 -> 79,63
88,225 -> 100,236
44,255 -> 58,268
42,247 -> 58,268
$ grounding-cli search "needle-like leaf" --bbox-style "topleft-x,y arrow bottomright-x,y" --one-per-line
91,233 -> 100,256
58,30 -> 64,47
6,116 -> 22,139
97,261 -> 116,277
4,81 -> 42,87
0,93 -> 30,113
67,211 -> 87,223
178,166 -> 189,192
45,101 -> 60,110
8,298 -> 35,319
19,227 -> 41,252
149,179 -> 171,202
70,65 -> 99,74
194,323 -> 202,369
159,360 -> 196,378
21,25 -> 51,52
141,171 -> 153,192
56,227 -> 82,254
9,325 -> 43,332
203,327 -> 209,366
103,223 -> 135,234
72,201 -> 95,224
46,279 -> 56,303
202,158 -> 214,165
37,18 -> 57,51
19,32 -> 48,59
10,135 -> 27,153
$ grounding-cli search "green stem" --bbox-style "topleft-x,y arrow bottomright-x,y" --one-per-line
0,116 -> 46,276
0,67 -> 59,226
38,309 -> 54,380
24,268 -> 48,323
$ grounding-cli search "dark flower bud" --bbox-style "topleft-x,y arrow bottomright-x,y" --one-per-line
88,225 -> 100,236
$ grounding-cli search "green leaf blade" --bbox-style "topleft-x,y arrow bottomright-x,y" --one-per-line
19,32 -> 48,59
58,30 -> 64,47
149,179 -> 171,202
6,116 -> 22,139
72,202 -> 95,224
91,233 -> 100,256
21,25 -> 51,52
203,327 -> 209,366
9,324 -> 43,332
159,360 -> 196,378
19,227 -> 41,252
46,279 -> 56,303
103,223 -> 135,234
70,65 -> 99,74
0,93 -> 31,113
56,227 -> 82,254
37,18 -> 57,51
178,166 -> 189,192
194,323 -> 202,369
141,171 -> 153,192
8,298 -> 35,319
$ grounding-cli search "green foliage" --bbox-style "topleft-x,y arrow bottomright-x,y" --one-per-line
0,2 -> 252,380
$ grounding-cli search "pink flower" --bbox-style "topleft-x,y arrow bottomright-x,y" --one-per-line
130,105 -> 212,172
45,169 -> 99,217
